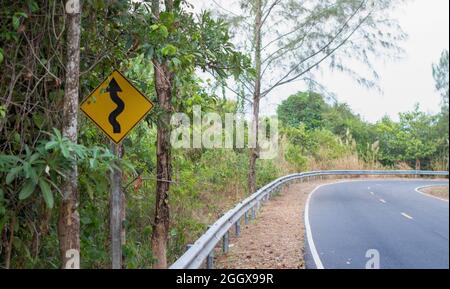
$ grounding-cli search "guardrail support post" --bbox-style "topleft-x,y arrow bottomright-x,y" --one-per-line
222,232 -> 229,254
235,220 -> 241,237
244,211 -> 249,225
206,251 -> 214,269
252,206 -> 256,219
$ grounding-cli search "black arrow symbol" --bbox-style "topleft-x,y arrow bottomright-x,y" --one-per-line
106,77 -> 125,134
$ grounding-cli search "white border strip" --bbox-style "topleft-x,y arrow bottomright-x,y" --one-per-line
415,184 -> 449,202
304,184 -> 327,269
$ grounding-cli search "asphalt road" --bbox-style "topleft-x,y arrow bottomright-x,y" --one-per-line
304,179 -> 449,269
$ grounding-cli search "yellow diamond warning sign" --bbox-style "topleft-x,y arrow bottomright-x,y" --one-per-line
80,70 -> 154,144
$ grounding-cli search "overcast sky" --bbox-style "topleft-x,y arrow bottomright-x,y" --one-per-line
190,0 -> 449,123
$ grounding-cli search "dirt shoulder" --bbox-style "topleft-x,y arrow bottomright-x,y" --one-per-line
216,179 -> 336,269
419,186 -> 449,200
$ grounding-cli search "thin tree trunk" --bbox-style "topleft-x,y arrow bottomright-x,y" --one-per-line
248,0 -> 262,195
415,158 -> 421,170
151,61 -> 173,269
151,0 -> 174,269
58,0 -> 81,269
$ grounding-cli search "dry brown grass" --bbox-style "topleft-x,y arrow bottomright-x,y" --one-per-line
307,154 -> 384,171
419,186 -> 449,200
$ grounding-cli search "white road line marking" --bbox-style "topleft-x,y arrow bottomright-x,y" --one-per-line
414,185 -> 449,202
305,184 -> 327,269
401,212 -> 414,220
379,199 -> 386,204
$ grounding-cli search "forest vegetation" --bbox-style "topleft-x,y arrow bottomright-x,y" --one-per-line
0,0 -> 448,268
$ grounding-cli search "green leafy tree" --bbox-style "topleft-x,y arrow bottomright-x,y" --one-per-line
131,0 -> 250,268
432,50 -> 449,170
285,144 -> 308,171
323,102 -> 376,157
278,92 -> 377,158
399,108 -> 439,170
433,50 -> 449,107
277,92 -> 327,129
212,0 -> 406,194
375,107 -> 439,169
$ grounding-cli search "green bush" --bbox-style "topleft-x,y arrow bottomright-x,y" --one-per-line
285,144 -> 308,172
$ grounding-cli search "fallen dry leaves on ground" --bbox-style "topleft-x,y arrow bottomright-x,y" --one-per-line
215,180 -> 332,269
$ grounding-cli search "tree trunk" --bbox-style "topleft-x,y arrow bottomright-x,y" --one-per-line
151,61 -> 173,269
58,0 -> 81,269
150,0 -> 174,269
248,0 -> 262,195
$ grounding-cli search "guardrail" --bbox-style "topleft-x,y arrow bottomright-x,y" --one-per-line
169,170 -> 449,269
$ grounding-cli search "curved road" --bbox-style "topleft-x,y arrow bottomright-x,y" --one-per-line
305,179 -> 449,269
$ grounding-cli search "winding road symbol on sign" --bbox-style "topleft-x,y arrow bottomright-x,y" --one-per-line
106,78 -> 125,134
80,69 -> 154,144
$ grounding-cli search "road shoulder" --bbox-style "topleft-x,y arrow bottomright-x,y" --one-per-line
417,185 -> 449,201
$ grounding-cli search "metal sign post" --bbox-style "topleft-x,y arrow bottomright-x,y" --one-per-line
80,70 -> 153,269
110,142 -> 123,269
